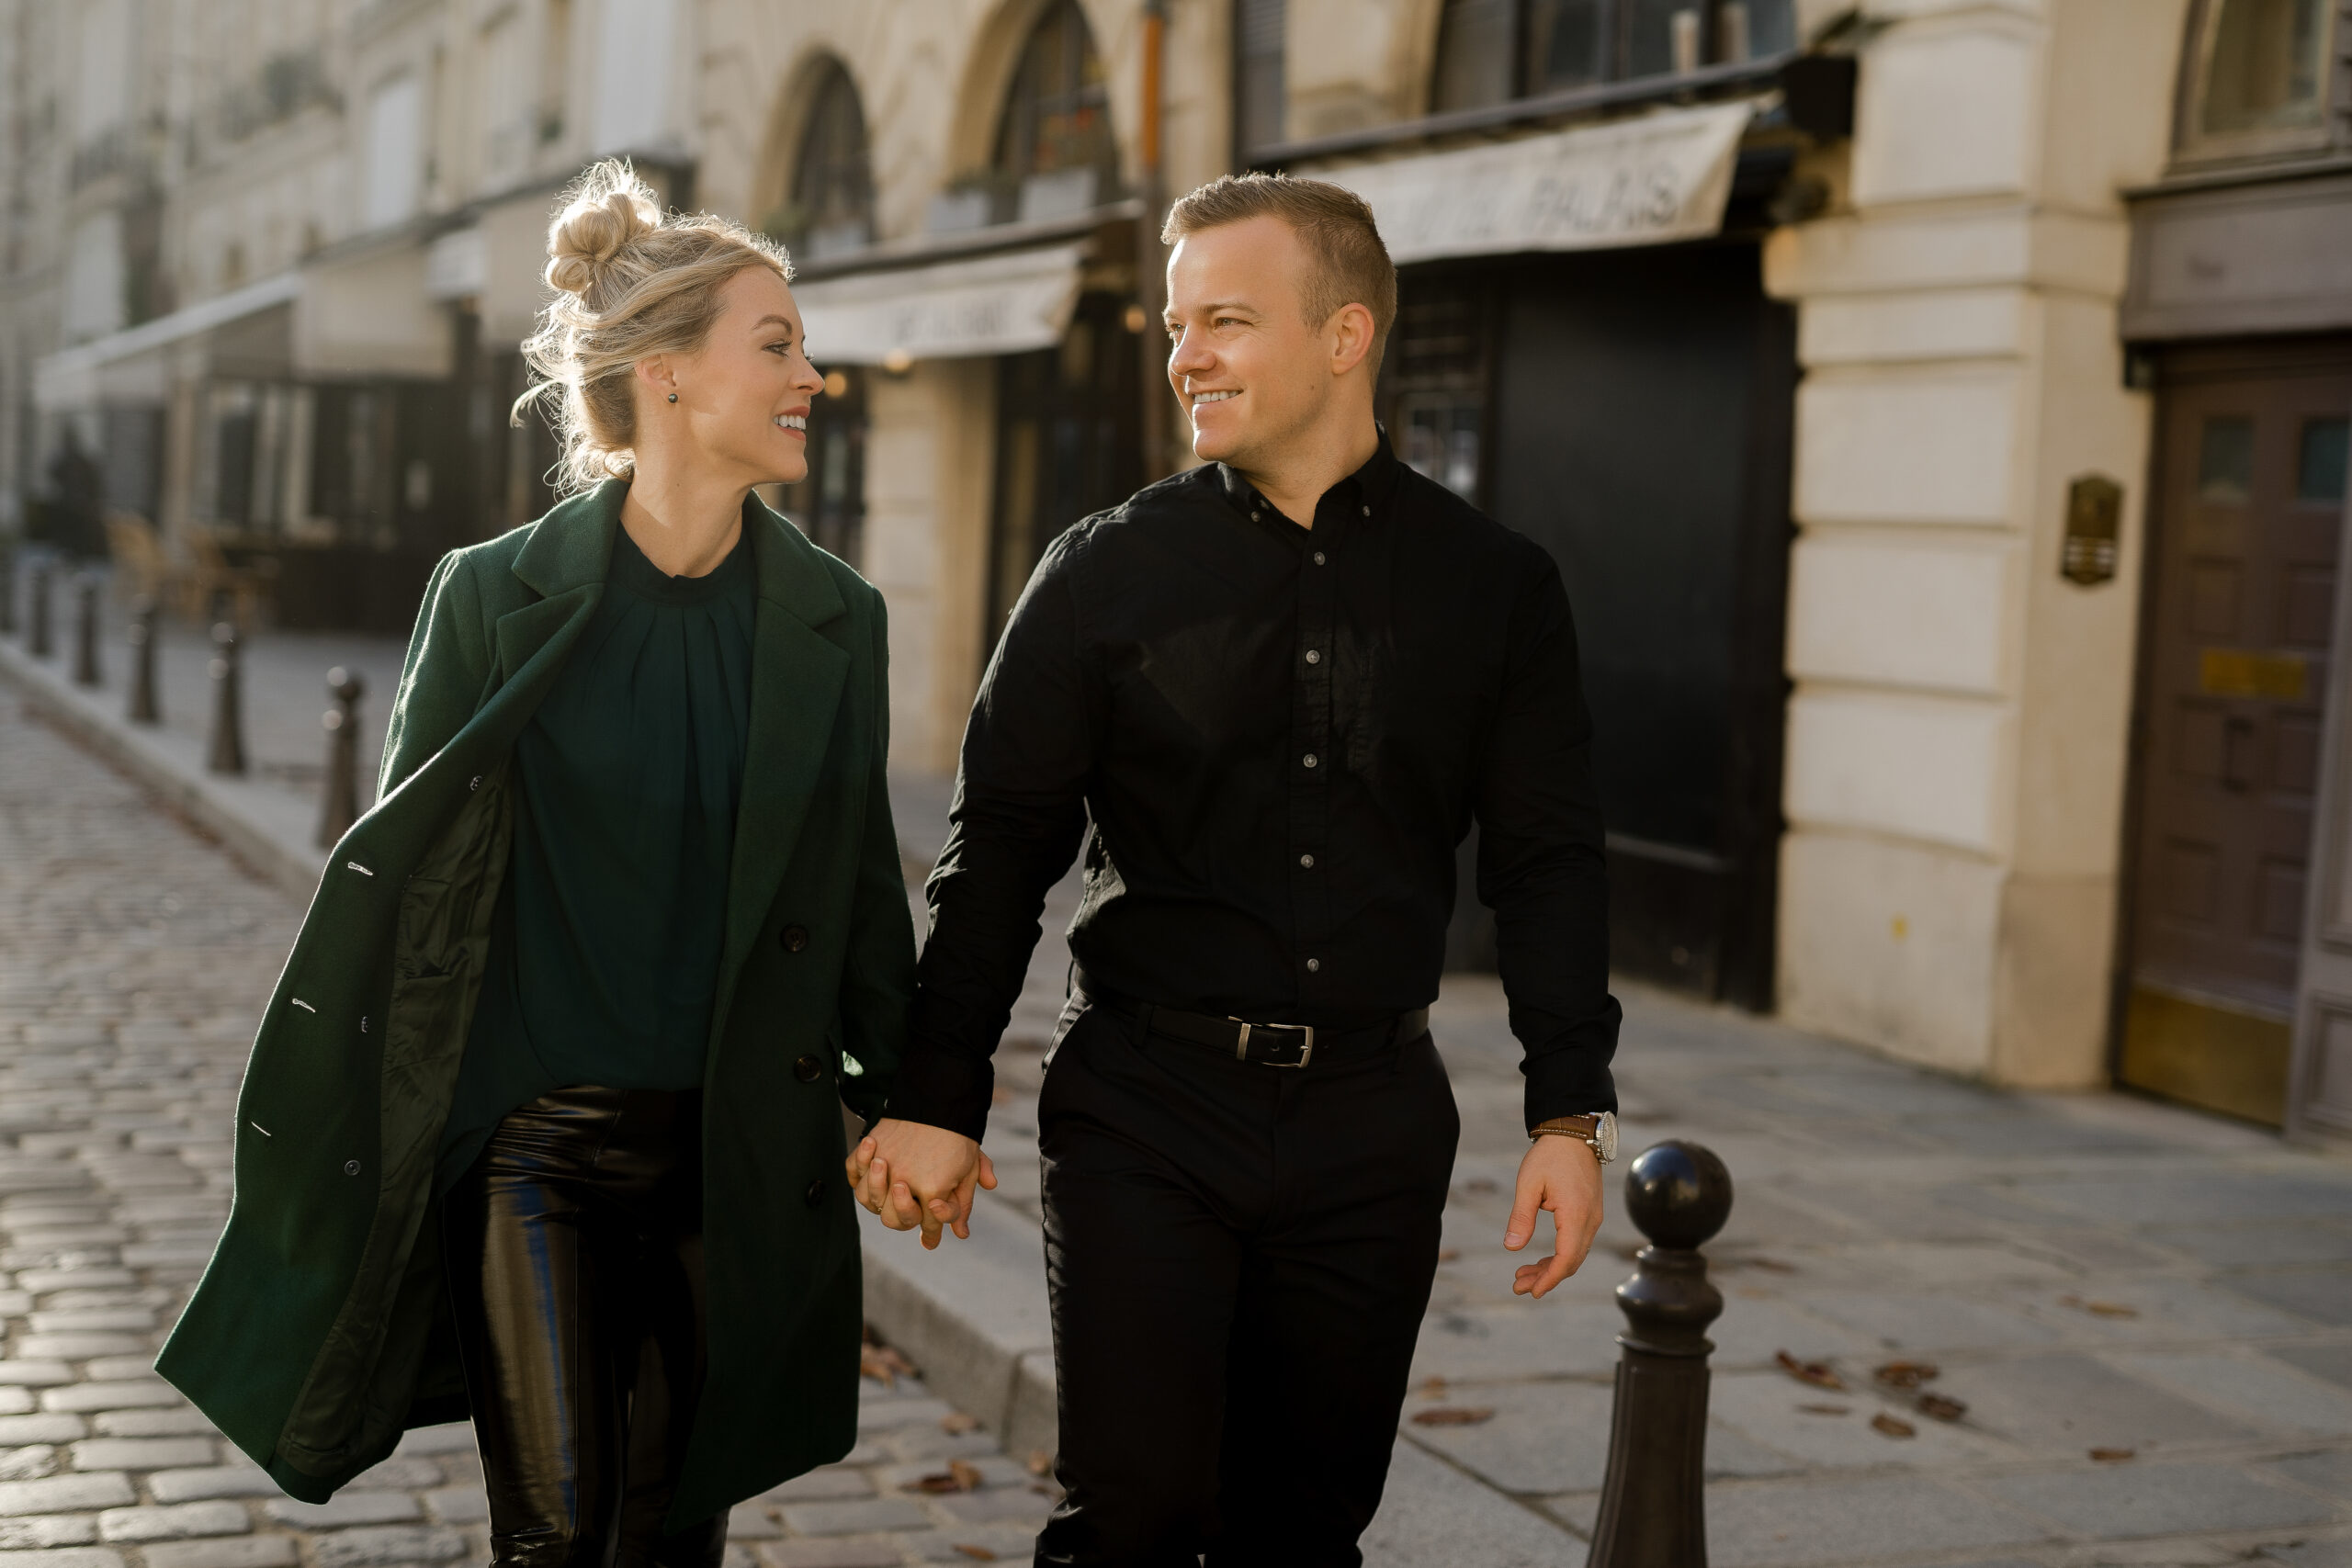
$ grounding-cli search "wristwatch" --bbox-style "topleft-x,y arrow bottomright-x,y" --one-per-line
1531,1111 -> 1618,1163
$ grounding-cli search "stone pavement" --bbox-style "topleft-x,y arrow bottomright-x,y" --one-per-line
0,700 -> 1061,1568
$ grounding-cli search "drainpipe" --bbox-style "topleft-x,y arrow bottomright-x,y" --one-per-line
1136,0 -> 1170,481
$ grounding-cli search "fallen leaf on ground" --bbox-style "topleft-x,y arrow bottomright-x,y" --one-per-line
1872,1360 -> 1939,1390
1870,1413 -> 1915,1439
1775,1350 -> 1845,1390
1419,1378 -> 1448,1399
1411,1407 -> 1496,1427
1464,1179 -> 1498,1194
1436,1248 -> 1461,1262
1024,1450 -> 1054,1477
952,1548 -> 998,1562
1916,1393 -> 1967,1422
859,1342 -> 916,1388
2089,1447 -> 2135,1463
2059,1294 -> 2139,1319
940,1412 -> 981,1435
1797,1404 -> 1849,1416
904,1461 -> 985,1495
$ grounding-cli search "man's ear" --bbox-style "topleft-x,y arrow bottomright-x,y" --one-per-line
1328,302 -> 1377,378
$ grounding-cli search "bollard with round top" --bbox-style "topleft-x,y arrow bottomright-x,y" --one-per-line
72,577 -> 101,686
1587,1139 -> 1734,1568
206,622 -> 245,776
28,561 -> 52,658
315,666 -> 365,849
125,599 -> 160,723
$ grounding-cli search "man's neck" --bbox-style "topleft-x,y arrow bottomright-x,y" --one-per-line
1233,415 -> 1381,530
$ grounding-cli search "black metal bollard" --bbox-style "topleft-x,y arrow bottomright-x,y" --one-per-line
72,578 -> 100,686
126,598 -> 160,724
0,538 -> 16,636
315,666 -> 365,849
1587,1140 -> 1734,1568
206,622 -> 245,776
28,561 -> 51,658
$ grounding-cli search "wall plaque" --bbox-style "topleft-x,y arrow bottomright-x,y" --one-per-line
2063,473 -> 2121,586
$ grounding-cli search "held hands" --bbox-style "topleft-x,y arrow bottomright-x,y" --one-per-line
845,1118 -> 997,1250
1504,1133 -> 1604,1298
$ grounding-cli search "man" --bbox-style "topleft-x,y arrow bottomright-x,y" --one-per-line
849,174 -> 1621,1565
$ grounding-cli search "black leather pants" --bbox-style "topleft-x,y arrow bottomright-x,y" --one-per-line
442,1087 -> 724,1568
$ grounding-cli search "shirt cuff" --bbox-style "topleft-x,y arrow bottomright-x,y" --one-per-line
879,1043 -> 994,1144
1521,1056 -> 1617,1134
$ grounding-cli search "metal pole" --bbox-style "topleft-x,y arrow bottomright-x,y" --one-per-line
28,561 -> 51,659
126,598 -> 160,724
315,666 -> 365,850
1136,0 -> 1170,482
206,621 -> 245,776
0,537 -> 16,636
1587,1141 -> 1734,1568
72,577 -> 101,686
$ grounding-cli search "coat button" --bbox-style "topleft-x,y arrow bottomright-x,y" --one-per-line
804,1179 -> 828,1208
794,1054 -> 824,1083
780,925 -> 810,953
344,1160 -> 360,1176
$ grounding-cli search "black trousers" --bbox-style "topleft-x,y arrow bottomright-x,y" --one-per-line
442,1086 -> 724,1568
1034,998 -> 1460,1567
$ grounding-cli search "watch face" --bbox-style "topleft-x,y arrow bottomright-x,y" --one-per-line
1594,1112 -> 1619,1162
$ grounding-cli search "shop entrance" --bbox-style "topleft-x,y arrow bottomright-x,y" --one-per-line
2122,340 -> 2352,1125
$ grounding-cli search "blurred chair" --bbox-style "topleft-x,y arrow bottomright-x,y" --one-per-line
104,512 -> 179,608
183,525 -> 276,629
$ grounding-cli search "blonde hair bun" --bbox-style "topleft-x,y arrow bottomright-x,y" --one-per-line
544,164 -> 662,298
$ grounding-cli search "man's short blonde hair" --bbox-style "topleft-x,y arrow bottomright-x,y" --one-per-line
1161,173 -> 1397,369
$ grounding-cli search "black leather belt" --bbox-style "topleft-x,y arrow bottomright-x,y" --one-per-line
1074,971 -> 1429,1069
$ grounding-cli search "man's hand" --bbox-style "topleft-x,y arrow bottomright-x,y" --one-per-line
1503,1133 -> 1604,1298
845,1118 -> 998,1250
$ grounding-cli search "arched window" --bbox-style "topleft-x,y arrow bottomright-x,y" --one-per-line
788,61 -> 874,261
2185,0 -> 2341,154
993,0 -> 1117,223
1430,0 -> 1796,111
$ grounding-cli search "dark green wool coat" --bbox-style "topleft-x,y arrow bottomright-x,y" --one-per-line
154,480 -> 915,1528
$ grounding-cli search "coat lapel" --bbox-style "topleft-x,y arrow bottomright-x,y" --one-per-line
711,501 -> 851,1043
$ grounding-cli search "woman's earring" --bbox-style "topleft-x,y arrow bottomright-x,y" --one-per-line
667,391 -> 678,404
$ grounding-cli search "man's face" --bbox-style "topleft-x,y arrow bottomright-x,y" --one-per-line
1164,216 -> 1334,468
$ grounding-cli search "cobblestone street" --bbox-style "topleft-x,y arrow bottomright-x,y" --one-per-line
0,700 -> 1051,1568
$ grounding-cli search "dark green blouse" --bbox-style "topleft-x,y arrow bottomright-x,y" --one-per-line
437,520 -> 757,1191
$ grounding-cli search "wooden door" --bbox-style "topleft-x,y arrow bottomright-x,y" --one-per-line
2123,346 -> 2352,1124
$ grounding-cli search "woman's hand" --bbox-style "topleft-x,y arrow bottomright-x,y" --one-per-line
845,1118 -> 997,1250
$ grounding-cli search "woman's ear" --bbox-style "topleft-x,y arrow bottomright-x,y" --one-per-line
635,355 -> 675,398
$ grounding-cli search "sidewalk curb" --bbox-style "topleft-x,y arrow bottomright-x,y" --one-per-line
0,637 -> 327,902
2,629 -> 1062,1457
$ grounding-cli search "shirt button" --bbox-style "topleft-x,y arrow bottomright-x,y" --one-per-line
1313,551 -> 1326,566
1302,753 -> 1318,769
781,925 -> 810,953
1304,649 -> 1321,665
1362,505 -> 1370,516
1306,958 -> 1321,973
794,1053 -> 825,1083
804,1179 -> 829,1208
1299,853 -> 1315,869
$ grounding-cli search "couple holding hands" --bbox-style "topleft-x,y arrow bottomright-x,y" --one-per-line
155,158 -> 1620,1568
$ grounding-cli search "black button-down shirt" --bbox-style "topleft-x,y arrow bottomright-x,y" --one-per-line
888,434 -> 1619,1140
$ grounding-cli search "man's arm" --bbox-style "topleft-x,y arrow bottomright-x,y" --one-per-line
1476,546 -> 1622,1295
849,530 -> 1098,1244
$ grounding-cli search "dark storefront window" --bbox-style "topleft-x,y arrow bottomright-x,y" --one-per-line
987,292 -> 1142,651
785,60 -> 875,262
993,0 -> 1118,221
1430,0 -> 1795,109
783,367 -> 867,570
1234,0 -> 1287,158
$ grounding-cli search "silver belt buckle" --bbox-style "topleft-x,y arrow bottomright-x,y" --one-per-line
1231,1019 -> 1315,1067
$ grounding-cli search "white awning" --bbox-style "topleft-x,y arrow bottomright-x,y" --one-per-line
790,243 -> 1087,366
1313,100 -> 1755,264
34,273 -> 302,410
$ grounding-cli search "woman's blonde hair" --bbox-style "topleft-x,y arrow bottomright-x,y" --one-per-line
514,159 -> 793,496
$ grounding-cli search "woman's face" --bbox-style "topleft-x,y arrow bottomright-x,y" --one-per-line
646,266 -> 825,487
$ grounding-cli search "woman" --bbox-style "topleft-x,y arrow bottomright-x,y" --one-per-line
156,160 -> 915,1566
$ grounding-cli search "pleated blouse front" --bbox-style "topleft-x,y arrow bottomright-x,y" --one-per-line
437,520 -> 757,1190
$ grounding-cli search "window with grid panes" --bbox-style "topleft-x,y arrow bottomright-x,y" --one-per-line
1430,0 -> 1797,111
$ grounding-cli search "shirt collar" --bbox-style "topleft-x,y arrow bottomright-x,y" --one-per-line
1216,423 -> 1401,525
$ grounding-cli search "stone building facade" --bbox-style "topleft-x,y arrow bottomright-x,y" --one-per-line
12,0 -> 2352,1140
